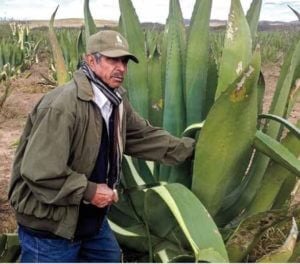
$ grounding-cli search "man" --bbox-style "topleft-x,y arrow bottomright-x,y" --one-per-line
8,30 -> 195,262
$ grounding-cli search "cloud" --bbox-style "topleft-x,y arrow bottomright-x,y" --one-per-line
0,0 -> 298,22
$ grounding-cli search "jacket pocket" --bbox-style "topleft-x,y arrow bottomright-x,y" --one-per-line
10,181 -> 66,222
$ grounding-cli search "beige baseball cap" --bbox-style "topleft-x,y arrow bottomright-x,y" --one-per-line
86,30 -> 139,63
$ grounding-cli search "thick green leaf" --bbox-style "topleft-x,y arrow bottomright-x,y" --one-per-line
76,28 -> 85,64
159,0 -> 187,182
182,122 -> 205,138
215,0 -> 252,99
271,175 -> 297,210
148,44 -> 163,127
259,114 -> 300,138
168,160 -> 192,188
122,155 -> 149,188
109,220 -> 159,253
132,158 -> 155,184
253,131 -> 300,177
203,55 -> 218,118
257,71 -> 265,116
159,0 -> 185,96
267,39 -> 300,139
83,0 -> 97,45
109,196 -> 141,227
226,209 -> 288,262
0,234 -> 7,256
289,235 -> 300,262
144,183 -> 229,262
153,240 -> 194,263
121,156 -> 156,219
119,0 -> 149,119
221,42 -> 300,223
48,6 -> 68,84
162,0 -> 186,137
257,218 -> 298,263
246,127 -> 300,215
288,5 -> 300,21
192,49 -> 261,216
0,233 -> 20,263
287,73 -> 300,117
246,0 -> 262,40
185,0 -> 212,124
165,0 -> 186,82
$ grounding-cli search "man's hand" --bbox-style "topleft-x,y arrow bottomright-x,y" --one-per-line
90,184 -> 118,208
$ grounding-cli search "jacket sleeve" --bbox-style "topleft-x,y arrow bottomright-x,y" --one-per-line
124,98 -> 195,165
20,107 -> 88,206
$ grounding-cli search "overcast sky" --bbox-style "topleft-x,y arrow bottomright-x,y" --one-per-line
0,0 -> 300,23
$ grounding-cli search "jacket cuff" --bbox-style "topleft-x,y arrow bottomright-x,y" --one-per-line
162,136 -> 195,165
83,181 -> 97,201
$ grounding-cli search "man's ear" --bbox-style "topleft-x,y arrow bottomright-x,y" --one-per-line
85,54 -> 96,69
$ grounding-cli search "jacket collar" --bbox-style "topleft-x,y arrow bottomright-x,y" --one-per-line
73,69 -> 127,102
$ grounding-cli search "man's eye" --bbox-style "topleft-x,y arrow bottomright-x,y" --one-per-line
121,57 -> 129,64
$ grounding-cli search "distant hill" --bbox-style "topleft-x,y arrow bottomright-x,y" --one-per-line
144,19 -> 300,31
21,18 -> 118,29
8,18 -> 300,31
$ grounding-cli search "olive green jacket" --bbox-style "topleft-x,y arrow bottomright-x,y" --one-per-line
8,69 -> 195,239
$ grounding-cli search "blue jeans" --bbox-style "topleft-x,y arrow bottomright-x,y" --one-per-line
18,218 -> 121,263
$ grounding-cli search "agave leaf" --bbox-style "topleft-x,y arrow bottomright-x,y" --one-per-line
226,209 -> 288,262
185,0 -> 212,124
0,234 -> 7,257
192,48 -> 261,216
144,183 -> 229,262
154,241 -> 194,263
246,0 -> 262,40
48,5 -> 68,85
83,0 -> 97,45
122,156 -> 156,188
148,44 -> 163,127
122,155 -> 147,188
271,176 -> 297,210
119,0 -> 148,118
257,71 -> 265,116
120,156 -> 159,219
289,234 -> 300,262
159,0 -> 187,182
145,29 -> 159,58
131,158 -> 155,186
267,39 -> 300,139
259,114 -> 300,138
288,5 -> 300,21
163,0 -> 186,84
257,218 -> 298,263
253,131 -> 300,177
182,122 -> 205,138
0,233 -> 20,263
109,194 -> 141,227
76,28 -> 85,66
159,0 -> 186,103
221,42 -> 300,223
162,0 -> 186,137
203,55 -> 218,118
0,46 -> 3,69
244,120 -> 300,215
168,161 -> 193,188
287,75 -> 300,116
109,220 -> 160,253
215,0 -> 252,99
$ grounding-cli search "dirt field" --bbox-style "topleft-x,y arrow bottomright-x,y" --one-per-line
0,51 -> 299,234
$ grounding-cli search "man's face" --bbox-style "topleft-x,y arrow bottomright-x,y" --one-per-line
88,54 -> 129,88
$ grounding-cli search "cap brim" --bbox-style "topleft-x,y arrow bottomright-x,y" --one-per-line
100,49 -> 139,63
